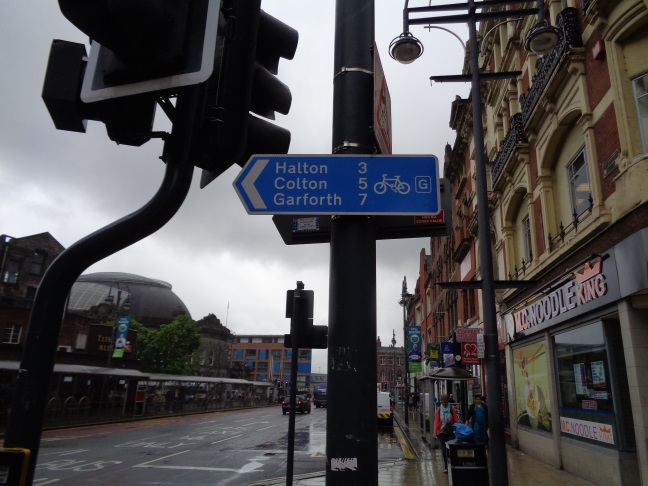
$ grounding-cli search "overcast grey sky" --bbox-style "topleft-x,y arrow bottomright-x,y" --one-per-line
0,1 -> 468,374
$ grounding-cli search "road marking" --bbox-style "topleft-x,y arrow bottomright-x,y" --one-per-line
393,427 -> 415,460
133,450 -> 263,473
134,450 -> 190,466
37,449 -> 88,456
134,464 -> 264,473
211,434 -> 243,444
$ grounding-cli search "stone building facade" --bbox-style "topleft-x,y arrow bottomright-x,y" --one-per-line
432,1 -> 648,484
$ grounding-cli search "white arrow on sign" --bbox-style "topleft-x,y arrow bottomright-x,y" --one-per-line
241,158 -> 268,209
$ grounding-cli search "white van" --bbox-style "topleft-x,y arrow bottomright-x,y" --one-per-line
377,392 -> 393,427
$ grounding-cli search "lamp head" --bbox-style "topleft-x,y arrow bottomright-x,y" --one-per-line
525,21 -> 560,55
389,32 -> 424,64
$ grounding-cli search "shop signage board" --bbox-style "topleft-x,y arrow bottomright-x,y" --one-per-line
373,43 -> 392,155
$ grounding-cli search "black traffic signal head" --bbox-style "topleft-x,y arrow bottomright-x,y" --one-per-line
42,40 -> 155,146
197,0 -> 298,188
284,326 -> 328,350
284,287 -> 328,349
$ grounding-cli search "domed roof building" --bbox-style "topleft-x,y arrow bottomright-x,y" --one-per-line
68,272 -> 191,328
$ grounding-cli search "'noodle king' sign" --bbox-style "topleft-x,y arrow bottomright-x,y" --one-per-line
509,256 -> 617,338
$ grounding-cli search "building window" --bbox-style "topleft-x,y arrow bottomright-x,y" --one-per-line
380,356 -> 386,365
567,150 -> 591,216
633,73 -> 648,153
271,349 -> 282,361
75,331 -> 88,350
554,321 -> 634,450
245,349 -> 256,360
26,286 -> 37,308
522,215 -> 532,262
30,251 -> 46,275
3,260 -> 20,284
2,325 -> 22,344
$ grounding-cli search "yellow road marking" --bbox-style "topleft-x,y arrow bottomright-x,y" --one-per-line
394,426 -> 414,459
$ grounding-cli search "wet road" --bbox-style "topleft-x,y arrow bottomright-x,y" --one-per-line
34,406 -> 407,485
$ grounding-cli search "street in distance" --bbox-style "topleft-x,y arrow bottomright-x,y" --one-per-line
233,154 -> 441,215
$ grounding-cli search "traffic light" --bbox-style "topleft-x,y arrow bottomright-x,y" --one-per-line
43,0 -> 219,144
284,287 -> 328,349
42,40 -> 156,146
285,380 -> 289,389
197,0 -> 298,188
57,0 -> 219,101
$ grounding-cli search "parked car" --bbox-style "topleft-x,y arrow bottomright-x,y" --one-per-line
282,395 -> 312,414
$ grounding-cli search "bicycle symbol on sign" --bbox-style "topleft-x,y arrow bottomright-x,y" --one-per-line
373,174 -> 410,195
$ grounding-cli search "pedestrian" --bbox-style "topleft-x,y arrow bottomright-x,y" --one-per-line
466,394 -> 489,445
433,394 -> 459,474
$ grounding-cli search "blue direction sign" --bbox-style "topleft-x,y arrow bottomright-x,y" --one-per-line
233,154 -> 440,215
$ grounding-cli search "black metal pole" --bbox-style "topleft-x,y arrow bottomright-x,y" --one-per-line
326,1 -> 377,484
401,294 -> 409,424
2,85 -> 200,484
286,281 -> 302,486
466,2 -> 509,484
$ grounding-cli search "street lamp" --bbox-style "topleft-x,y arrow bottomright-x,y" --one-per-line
389,2 -> 560,485
399,276 -> 412,425
105,284 -> 130,367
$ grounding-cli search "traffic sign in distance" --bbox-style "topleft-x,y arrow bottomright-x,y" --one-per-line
233,154 -> 440,215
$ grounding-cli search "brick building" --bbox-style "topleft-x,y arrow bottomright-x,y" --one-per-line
229,334 -> 313,394
1,232 -> 230,377
376,335 -> 404,394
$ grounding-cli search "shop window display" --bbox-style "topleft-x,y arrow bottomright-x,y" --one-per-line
554,322 -> 622,448
513,341 -> 552,432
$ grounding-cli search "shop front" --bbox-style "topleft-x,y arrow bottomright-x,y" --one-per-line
503,228 -> 648,486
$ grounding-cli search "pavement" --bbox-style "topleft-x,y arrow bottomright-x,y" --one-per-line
254,408 -> 598,486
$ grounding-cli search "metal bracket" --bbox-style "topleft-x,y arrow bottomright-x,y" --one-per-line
333,66 -> 374,80
332,141 -> 376,154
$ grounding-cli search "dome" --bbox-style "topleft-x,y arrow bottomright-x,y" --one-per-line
69,272 -> 191,327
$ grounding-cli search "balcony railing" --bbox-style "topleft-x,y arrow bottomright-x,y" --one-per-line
491,8 -> 583,187
547,194 -> 594,251
520,8 -> 583,126
490,113 -> 528,185
509,257 -> 532,281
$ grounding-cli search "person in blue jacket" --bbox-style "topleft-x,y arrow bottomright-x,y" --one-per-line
466,394 -> 489,445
